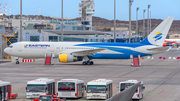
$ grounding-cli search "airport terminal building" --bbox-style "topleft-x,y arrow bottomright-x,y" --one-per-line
1,17 -> 143,44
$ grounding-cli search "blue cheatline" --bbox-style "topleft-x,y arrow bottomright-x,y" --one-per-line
75,43 -> 151,59
75,42 -> 147,48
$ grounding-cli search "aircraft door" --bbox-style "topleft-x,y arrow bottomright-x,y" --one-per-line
50,45 -> 54,52
18,46 -> 23,52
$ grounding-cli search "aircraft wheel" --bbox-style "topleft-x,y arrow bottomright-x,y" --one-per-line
16,61 -> 19,64
90,61 -> 94,65
87,61 -> 91,65
82,61 -> 87,65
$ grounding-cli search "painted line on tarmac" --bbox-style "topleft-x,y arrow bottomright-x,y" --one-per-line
10,99 -> 31,100
145,89 -> 164,96
11,99 -> 104,101
158,89 -> 164,95
13,92 -> 26,94
144,94 -> 158,95
67,100 -> 104,101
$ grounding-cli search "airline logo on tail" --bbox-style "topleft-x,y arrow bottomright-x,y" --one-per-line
153,32 -> 163,42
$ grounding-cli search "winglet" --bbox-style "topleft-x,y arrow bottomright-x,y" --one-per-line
140,17 -> 174,46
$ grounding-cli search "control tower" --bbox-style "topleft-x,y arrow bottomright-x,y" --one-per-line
79,0 -> 95,28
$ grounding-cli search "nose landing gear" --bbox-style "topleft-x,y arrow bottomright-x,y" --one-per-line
16,59 -> 19,64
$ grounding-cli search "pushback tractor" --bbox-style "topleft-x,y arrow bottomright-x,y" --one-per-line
119,80 -> 145,100
26,78 -> 55,99
57,79 -> 85,98
86,79 -> 113,100
0,80 -> 18,101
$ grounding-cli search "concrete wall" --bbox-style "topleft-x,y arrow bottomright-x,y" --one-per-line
12,20 -> 25,28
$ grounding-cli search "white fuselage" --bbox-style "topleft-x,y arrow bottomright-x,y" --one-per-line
165,39 -> 180,44
4,42 -> 166,60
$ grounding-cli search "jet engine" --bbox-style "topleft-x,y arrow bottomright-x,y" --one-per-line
162,43 -> 166,47
58,54 -> 82,63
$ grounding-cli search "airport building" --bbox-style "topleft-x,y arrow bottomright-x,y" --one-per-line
0,19 -> 143,47
1,16 -> 143,43
169,34 -> 180,39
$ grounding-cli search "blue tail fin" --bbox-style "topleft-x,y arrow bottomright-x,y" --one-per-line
140,17 -> 174,46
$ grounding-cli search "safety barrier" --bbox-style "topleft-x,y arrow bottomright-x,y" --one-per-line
141,56 -> 180,60
105,82 -> 141,101
22,59 -> 35,62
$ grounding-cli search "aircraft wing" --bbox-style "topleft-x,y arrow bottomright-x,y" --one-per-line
147,47 -> 170,51
71,48 -> 106,56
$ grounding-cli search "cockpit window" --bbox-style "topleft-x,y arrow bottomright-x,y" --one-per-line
9,45 -> 13,48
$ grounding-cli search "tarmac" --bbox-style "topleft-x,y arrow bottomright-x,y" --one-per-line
0,48 -> 180,101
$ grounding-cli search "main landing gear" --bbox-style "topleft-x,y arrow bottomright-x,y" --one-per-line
82,56 -> 94,65
82,61 -> 94,65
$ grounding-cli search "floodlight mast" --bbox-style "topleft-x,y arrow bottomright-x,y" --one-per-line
143,9 -> 146,38
114,0 -> 116,42
136,7 -> 139,39
129,0 -> 133,43
147,5 -> 151,36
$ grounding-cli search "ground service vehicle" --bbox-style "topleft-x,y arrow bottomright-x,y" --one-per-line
57,79 -> 84,98
33,95 -> 65,101
26,78 -> 55,99
0,80 -> 18,101
119,80 -> 145,100
86,79 -> 113,99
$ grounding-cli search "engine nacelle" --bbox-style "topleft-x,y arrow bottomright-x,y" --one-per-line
59,54 -> 82,63
163,43 -> 166,47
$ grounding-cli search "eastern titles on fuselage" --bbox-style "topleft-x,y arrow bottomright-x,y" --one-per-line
24,44 -> 50,48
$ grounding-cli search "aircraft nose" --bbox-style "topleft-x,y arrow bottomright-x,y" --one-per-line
4,48 -> 10,54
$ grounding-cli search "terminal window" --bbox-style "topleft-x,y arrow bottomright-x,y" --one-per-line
30,36 -> 39,41
49,36 -> 58,42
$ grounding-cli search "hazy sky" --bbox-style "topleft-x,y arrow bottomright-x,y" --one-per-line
0,0 -> 179,21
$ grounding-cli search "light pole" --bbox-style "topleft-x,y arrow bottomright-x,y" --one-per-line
114,0 -> 116,43
147,5 -> 151,36
143,9 -> 146,38
150,11 -> 151,33
136,7 -> 139,41
61,0 -> 63,42
20,0 -> 22,41
129,0 -> 133,43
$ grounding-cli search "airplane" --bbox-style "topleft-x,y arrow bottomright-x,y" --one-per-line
4,17 -> 174,65
163,39 -> 180,47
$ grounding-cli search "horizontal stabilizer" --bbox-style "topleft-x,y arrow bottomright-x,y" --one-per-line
147,47 -> 170,52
